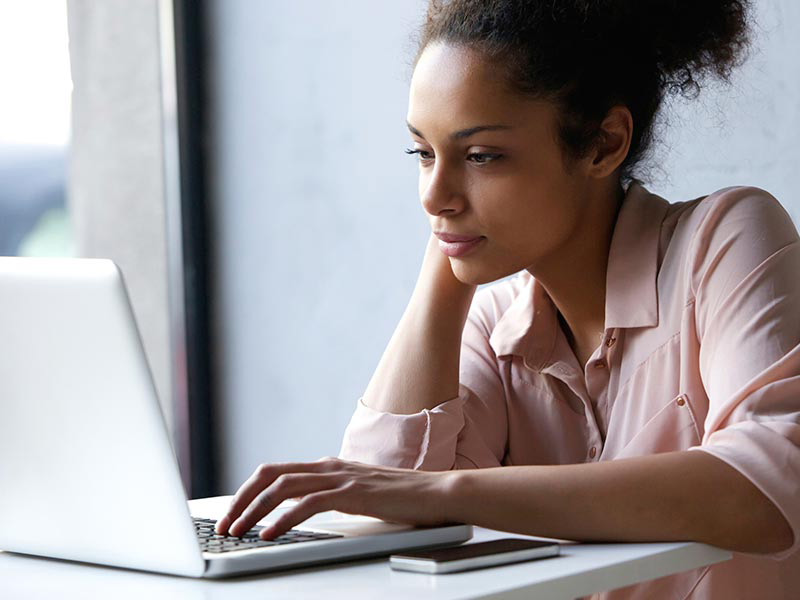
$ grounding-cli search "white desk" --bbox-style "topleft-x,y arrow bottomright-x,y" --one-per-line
0,496 -> 731,599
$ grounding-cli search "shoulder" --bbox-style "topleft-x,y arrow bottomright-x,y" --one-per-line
678,186 -> 796,238
667,186 -> 796,248
668,186 -> 799,298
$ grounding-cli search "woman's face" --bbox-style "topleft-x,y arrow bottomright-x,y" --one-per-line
407,42 -> 597,285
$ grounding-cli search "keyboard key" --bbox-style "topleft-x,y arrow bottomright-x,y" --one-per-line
194,517 -> 343,553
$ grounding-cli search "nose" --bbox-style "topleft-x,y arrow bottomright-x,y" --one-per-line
420,163 -> 466,217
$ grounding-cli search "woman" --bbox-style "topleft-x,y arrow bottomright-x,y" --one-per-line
216,1 -> 799,597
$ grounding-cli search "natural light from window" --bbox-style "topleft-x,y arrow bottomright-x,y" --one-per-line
0,0 -> 71,146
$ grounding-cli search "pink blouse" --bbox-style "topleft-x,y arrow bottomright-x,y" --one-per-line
339,184 -> 800,599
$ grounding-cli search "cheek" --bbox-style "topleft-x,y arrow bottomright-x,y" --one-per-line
482,191 -> 582,259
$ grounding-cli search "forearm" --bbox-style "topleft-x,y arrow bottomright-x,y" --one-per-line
363,235 -> 476,414
446,450 -> 794,554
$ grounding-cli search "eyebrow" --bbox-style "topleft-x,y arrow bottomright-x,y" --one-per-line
406,122 -> 513,140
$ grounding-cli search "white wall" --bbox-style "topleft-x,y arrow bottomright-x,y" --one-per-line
649,0 -> 800,217
206,0 -> 800,492
207,1 -> 429,491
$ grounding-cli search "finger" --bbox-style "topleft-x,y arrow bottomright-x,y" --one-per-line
229,473 -> 342,537
216,464 -> 278,534
216,461 -> 328,534
230,473 -> 341,536
260,489 -> 344,540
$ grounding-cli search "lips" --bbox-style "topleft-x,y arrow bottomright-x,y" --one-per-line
434,232 -> 486,258
435,232 -> 483,243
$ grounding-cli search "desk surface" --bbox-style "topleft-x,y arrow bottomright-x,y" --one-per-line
0,496 -> 731,599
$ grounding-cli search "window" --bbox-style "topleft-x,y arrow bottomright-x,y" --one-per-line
0,1 -> 73,258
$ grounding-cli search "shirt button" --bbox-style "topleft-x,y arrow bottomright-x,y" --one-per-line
589,446 -> 597,458
593,360 -> 606,369
676,395 -> 686,406
605,337 -> 617,348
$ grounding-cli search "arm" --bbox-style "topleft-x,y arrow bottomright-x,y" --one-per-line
338,242 -> 514,470
216,449 -> 792,553
362,234 -> 475,414
448,450 -> 794,554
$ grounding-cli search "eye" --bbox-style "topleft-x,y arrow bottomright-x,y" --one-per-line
467,152 -> 502,165
404,148 -> 434,164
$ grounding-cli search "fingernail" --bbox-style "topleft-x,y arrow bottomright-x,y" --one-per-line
230,519 -> 243,536
215,515 -> 229,533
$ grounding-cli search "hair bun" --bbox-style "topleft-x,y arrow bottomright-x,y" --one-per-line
629,0 -> 752,96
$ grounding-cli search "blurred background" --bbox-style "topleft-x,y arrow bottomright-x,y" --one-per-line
1,0 -> 797,497
0,1 -> 72,258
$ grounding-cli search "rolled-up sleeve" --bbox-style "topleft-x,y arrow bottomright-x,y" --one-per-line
338,395 -> 466,470
687,188 -> 800,559
338,284 -> 513,470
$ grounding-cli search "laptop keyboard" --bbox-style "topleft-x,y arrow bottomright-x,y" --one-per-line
193,517 -> 343,553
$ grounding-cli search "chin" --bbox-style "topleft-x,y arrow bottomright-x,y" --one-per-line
449,259 -> 517,286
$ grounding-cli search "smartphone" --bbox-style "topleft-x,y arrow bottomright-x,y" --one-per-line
389,538 -> 560,574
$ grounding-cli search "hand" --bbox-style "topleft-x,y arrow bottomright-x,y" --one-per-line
214,457 -> 456,539
417,232 -> 477,297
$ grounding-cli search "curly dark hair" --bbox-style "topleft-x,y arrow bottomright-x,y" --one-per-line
416,0 -> 752,181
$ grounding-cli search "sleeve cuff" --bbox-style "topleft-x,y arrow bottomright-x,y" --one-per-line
338,395 -> 466,471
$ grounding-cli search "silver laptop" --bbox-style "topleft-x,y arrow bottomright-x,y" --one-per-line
0,257 -> 472,578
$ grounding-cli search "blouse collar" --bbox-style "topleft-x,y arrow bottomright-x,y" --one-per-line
488,183 -> 670,368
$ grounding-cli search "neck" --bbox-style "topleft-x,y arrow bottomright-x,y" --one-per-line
531,179 -> 624,366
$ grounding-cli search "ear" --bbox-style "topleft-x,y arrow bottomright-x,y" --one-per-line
587,105 -> 633,178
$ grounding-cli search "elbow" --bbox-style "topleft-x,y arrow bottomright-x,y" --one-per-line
740,491 -> 795,554
711,497 -> 795,555
696,452 -> 795,554
733,524 -> 794,556
753,515 -> 794,555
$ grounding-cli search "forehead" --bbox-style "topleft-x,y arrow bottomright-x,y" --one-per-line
408,42 -> 555,138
